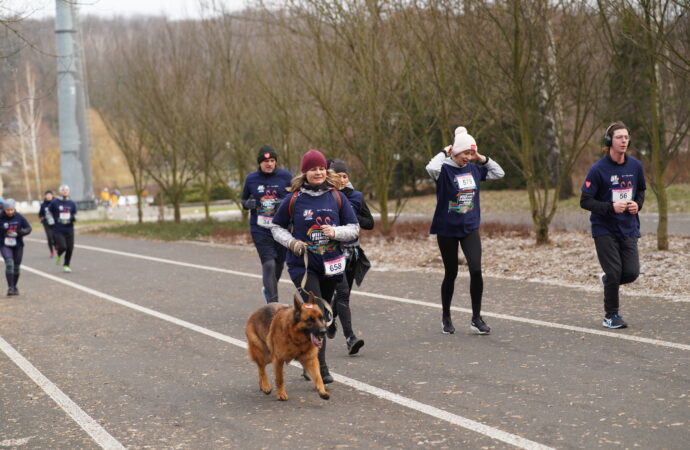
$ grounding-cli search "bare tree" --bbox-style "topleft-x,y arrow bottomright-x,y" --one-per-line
598,0 -> 690,250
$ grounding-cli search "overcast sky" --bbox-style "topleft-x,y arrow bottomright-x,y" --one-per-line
3,0 -> 248,20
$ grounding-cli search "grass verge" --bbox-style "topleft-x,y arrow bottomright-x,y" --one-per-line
88,218 -> 248,241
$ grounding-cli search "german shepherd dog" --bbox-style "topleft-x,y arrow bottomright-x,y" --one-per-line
245,292 -> 330,401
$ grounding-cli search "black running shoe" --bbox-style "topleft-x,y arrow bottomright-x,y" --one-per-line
326,321 -> 337,339
7,287 -> 18,296
470,316 -> 491,334
603,313 -> 627,329
442,316 -> 455,334
320,366 -> 334,384
346,335 -> 364,355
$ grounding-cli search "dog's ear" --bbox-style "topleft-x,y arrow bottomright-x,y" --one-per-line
293,294 -> 303,323
307,291 -> 317,304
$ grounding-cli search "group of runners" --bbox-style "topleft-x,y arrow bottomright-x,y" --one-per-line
241,122 -> 645,382
0,185 -> 78,296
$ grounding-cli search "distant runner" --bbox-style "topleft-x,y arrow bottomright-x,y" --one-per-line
49,185 -> 77,273
38,190 -> 56,258
241,145 -> 293,303
0,199 -> 32,296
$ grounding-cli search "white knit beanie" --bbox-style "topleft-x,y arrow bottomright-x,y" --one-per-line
451,127 -> 477,155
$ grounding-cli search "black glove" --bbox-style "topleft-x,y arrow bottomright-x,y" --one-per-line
242,198 -> 257,210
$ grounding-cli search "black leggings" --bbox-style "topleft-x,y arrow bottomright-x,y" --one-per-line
1,246 -> 23,288
54,232 -> 74,266
261,259 -> 284,303
437,231 -> 483,318
42,222 -> 55,253
333,268 -> 356,339
292,272 -> 338,370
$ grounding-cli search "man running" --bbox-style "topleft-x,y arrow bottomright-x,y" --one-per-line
241,146 -> 293,303
581,122 -> 645,329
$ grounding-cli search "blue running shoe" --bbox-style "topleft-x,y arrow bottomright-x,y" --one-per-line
603,313 -> 627,329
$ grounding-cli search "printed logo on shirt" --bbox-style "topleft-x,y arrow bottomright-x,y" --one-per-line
257,185 -> 265,193
448,190 -> 475,214
303,209 -> 314,220
610,175 -> 619,185
2,223 -> 7,229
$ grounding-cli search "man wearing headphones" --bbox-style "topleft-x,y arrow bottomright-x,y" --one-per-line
580,122 -> 646,329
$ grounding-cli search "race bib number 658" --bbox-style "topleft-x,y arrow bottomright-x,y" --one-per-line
324,255 -> 346,276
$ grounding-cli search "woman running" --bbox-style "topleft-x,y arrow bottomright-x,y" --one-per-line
49,185 -> 77,273
426,126 -> 505,335
0,199 -> 32,296
38,190 -> 56,257
327,158 -> 374,355
270,149 -> 360,383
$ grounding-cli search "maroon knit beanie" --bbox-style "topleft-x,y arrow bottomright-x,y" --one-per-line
300,149 -> 327,173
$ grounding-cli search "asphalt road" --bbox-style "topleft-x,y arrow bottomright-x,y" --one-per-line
1,235 -> 688,449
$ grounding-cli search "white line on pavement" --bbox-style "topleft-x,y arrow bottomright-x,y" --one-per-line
22,264 -> 553,450
0,336 -> 125,450
38,240 -> 690,352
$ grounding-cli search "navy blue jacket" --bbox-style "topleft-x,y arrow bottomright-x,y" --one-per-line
38,200 -> 55,226
241,169 -> 293,234
430,162 -> 489,238
0,212 -> 32,248
580,154 -> 646,238
49,198 -> 78,234
272,190 -> 358,279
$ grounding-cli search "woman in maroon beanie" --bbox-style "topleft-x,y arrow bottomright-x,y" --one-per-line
270,149 -> 360,383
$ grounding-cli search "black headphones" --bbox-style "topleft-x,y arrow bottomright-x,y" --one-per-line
603,123 -> 631,147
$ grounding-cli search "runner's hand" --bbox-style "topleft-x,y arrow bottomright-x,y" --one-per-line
626,201 -> 639,214
243,198 -> 256,210
321,224 -> 336,238
612,201 -> 628,214
289,239 -> 307,256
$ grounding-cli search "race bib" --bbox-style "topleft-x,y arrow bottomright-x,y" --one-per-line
456,174 -> 476,190
257,215 -> 273,227
59,211 -> 71,224
4,237 -> 16,247
324,255 -> 346,276
612,188 -> 633,202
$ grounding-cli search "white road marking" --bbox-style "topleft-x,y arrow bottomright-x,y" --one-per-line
33,240 -> 689,352
0,336 -> 125,450
22,264 -> 552,450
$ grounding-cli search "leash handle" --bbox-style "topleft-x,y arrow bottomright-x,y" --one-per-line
300,251 -> 334,326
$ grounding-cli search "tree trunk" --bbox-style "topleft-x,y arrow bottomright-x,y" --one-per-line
655,182 -> 668,250
203,171 -> 211,220
378,185 -> 390,235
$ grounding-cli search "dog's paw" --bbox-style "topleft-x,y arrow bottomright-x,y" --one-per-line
261,388 -> 272,395
319,391 -> 330,400
277,392 -> 288,401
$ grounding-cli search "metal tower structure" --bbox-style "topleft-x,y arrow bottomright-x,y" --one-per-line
54,0 -> 95,209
